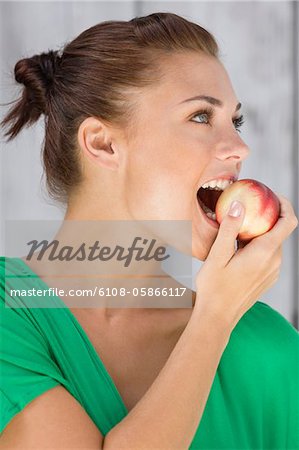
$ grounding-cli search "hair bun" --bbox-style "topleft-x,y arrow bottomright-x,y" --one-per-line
14,50 -> 61,113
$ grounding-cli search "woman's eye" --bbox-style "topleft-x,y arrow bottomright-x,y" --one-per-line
233,115 -> 245,133
190,112 -> 211,124
233,115 -> 245,132
190,110 -> 245,133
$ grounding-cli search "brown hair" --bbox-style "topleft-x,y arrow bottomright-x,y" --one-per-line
1,12 -> 219,203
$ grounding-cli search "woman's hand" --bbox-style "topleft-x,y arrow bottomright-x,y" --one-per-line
194,194 -> 298,332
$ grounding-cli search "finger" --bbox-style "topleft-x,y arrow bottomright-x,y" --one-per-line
261,194 -> 298,246
208,201 -> 246,266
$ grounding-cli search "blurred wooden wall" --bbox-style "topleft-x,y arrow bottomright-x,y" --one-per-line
0,1 -> 298,327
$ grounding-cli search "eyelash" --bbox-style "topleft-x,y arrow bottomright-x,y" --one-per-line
190,107 -> 245,133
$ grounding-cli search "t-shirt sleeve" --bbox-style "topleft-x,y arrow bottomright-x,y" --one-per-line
0,293 -> 70,433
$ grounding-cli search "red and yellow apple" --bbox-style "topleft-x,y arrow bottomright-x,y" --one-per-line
215,179 -> 281,241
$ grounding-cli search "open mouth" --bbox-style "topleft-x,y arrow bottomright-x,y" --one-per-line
196,180 -> 234,221
197,188 -> 222,221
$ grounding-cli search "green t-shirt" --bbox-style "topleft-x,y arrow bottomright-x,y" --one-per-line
1,256 -> 299,449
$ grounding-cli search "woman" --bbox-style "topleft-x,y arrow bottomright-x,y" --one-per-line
1,12 -> 298,449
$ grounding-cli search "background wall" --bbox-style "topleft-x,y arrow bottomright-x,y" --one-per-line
1,1 -> 298,327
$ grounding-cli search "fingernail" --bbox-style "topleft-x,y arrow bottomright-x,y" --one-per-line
229,201 -> 242,217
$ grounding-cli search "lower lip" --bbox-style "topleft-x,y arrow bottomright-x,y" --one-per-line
196,196 -> 220,229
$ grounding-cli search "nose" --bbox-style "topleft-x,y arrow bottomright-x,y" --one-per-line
215,133 -> 250,162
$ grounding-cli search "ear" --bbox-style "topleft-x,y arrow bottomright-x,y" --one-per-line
77,117 -> 119,170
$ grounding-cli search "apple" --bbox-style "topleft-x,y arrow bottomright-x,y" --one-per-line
215,179 -> 281,241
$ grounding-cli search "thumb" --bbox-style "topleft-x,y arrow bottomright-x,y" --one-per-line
207,201 -> 245,266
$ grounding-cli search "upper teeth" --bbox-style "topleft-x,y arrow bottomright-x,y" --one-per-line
201,179 -> 234,190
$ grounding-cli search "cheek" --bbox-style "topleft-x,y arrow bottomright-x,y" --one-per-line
171,125 -> 213,168
127,178 -> 192,220
124,154 -> 193,220
123,127 -> 212,218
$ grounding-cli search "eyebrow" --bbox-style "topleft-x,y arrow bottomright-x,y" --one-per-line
179,95 -> 242,112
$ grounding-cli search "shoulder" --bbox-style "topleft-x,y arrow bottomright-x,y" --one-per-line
243,300 -> 298,344
0,255 -> 25,288
0,256 -> 23,311
227,301 -> 299,372
0,256 -> 48,347
0,255 -> 15,274
0,256 -> 31,312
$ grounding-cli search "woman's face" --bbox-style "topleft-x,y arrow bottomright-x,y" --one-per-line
118,52 -> 249,260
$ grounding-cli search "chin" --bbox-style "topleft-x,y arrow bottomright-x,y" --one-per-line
191,241 -> 209,261
191,224 -> 217,261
